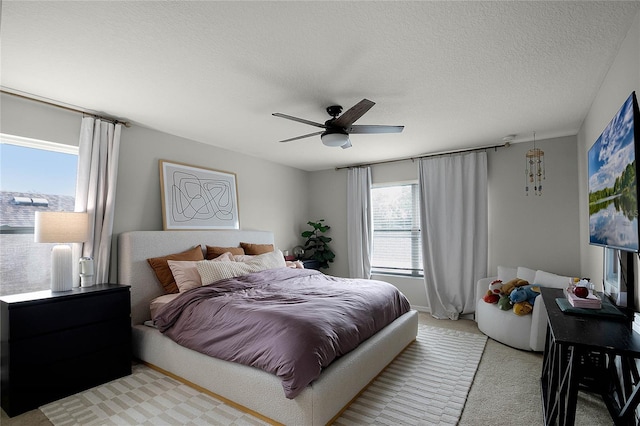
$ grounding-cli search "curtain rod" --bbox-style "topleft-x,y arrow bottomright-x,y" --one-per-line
1,88 -> 132,127
335,142 -> 509,170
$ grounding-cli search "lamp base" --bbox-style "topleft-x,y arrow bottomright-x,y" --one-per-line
51,244 -> 73,292
80,275 -> 95,287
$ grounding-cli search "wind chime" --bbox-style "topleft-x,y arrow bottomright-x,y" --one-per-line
525,132 -> 545,196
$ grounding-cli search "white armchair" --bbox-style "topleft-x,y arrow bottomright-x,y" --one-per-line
474,267 -> 576,351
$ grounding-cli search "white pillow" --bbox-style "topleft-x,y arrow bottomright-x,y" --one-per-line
168,252 -> 234,292
517,266 -> 537,283
198,249 -> 286,286
497,266 -> 517,282
534,270 -> 576,290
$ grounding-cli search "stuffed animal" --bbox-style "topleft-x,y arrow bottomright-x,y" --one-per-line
509,284 -> 542,306
483,293 -> 500,304
488,279 -> 503,295
509,284 -> 542,315
498,294 -> 512,310
513,301 -> 533,316
482,279 -> 503,304
501,278 -> 529,296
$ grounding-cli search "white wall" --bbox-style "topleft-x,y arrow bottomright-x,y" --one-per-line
1,93 -> 311,281
1,94 -> 80,145
488,136 -> 580,277
578,11 -> 640,296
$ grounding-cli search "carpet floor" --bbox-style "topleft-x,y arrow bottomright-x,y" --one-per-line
40,324 -> 487,425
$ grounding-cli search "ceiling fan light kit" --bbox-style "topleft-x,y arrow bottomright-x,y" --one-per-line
273,99 -> 404,149
321,130 -> 350,148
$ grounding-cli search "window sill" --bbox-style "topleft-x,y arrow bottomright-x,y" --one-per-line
371,272 -> 424,279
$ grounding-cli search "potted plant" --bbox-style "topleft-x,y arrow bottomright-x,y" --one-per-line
301,220 -> 335,269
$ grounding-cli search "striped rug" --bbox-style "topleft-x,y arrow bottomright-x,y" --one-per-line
41,325 -> 487,425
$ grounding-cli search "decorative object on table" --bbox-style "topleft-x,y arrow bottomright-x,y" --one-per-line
565,279 -> 601,309
159,160 -> 239,230
292,245 -> 305,259
301,220 -> 335,269
34,211 -> 90,292
525,131 -> 545,196
555,295 -> 624,319
79,256 -> 95,287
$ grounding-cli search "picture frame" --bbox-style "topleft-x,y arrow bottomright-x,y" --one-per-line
159,160 -> 240,230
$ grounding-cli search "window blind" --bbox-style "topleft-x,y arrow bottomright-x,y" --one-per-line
371,184 -> 423,276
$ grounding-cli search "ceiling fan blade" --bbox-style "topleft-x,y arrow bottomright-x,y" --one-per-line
272,113 -> 326,129
333,99 -> 375,128
347,125 -> 404,134
278,131 -> 324,143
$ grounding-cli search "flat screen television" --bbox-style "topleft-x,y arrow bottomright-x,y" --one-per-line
588,91 -> 640,253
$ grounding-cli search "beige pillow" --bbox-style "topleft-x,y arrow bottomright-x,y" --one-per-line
198,249 -> 286,286
240,242 -> 274,255
147,246 -> 204,294
150,293 -> 180,320
168,252 -> 235,292
233,254 -> 255,262
206,245 -> 245,259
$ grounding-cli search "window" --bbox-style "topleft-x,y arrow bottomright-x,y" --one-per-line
0,134 -> 78,296
604,247 -> 632,307
371,183 -> 423,277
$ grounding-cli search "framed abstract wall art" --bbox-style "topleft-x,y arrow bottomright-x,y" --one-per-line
159,160 -> 240,230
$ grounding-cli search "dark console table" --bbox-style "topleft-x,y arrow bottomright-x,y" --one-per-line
540,287 -> 640,425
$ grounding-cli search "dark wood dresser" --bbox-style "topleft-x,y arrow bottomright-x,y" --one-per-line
0,284 -> 131,417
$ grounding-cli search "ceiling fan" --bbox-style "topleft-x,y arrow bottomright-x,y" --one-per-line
272,99 -> 404,149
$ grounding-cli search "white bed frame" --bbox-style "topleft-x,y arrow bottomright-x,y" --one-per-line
118,230 -> 418,425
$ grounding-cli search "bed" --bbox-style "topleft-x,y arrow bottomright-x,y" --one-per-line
118,230 -> 418,425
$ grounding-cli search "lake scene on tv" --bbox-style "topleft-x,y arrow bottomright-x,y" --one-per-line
588,93 -> 638,252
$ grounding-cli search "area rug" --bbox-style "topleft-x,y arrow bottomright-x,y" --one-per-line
41,325 -> 487,426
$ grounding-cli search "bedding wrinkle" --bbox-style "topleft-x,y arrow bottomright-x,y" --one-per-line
154,267 -> 410,399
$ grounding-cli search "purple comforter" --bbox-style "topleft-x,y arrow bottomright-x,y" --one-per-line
154,267 -> 411,398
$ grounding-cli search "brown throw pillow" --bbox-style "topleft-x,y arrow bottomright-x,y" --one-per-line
240,242 -> 274,255
205,245 -> 245,259
147,246 -> 204,294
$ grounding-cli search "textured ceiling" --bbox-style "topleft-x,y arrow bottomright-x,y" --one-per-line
1,1 -> 639,171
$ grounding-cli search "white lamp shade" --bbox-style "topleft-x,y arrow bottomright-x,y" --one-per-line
321,132 -> 350,147
34,212 -> 90,243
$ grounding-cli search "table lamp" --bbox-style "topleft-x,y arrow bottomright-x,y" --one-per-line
34,211 -> 90,292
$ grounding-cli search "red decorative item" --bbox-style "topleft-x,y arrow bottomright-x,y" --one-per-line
483,293 -> 499,304
573,286 -> 589,298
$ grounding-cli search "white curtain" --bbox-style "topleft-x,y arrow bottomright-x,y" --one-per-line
74,117 -> 122,285
418,151 -> 487,319
347,166 -> 373,279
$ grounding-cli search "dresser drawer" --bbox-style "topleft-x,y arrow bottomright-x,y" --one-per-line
8,290 -> 129,339
10,317 -> 131,366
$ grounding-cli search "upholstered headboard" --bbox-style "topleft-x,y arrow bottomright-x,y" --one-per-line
118,230 -> 275,325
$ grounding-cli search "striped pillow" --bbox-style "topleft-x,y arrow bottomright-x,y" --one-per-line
197,249 -> 285,286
